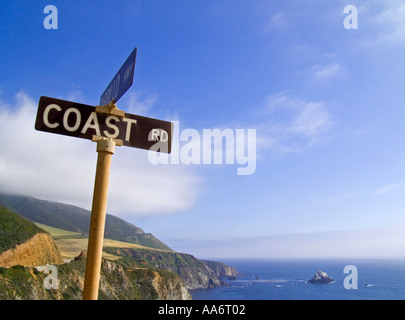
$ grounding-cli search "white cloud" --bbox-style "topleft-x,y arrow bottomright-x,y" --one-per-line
259,92 -> 334,152
311,63 -> 342,81
64,88 -> 86,104
0,91 -> 201,217
125,91 -> 157,116
375,1 -> 405,45
373,182 -> 405,195
360,0 -> 405,46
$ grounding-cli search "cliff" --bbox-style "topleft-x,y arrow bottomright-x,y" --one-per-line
202,260 -> 238,278
0,251 -> 191,300
0,232 -> 63,268
0,204 -> 63,268
0,204 -> 191,300
103,247 -> 233,289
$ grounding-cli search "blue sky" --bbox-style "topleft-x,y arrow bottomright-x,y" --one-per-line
1,1 -> 405,259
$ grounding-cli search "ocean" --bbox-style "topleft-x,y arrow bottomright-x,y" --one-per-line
191,259 -> 405,300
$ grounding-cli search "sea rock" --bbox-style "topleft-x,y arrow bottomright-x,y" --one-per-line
307,270 -> 334,284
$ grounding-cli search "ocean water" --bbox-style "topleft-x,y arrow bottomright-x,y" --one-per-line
191,259 -> 405,300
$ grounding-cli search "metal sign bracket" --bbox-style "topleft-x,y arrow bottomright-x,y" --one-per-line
95,100 -> 126,117
91,135 -> 123,147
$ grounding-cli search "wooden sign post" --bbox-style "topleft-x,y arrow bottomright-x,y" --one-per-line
82,135 -> 119,300
83,102 -> 125,300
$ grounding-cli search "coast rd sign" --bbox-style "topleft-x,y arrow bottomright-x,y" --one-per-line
35,96 -> 173,153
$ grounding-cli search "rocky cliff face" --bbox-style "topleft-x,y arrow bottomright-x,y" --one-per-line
103,247 -> 236,289
0,251 -> 191,300
151,269 -> 191,300
0,232 -> 63,268
202,260 -> 238,277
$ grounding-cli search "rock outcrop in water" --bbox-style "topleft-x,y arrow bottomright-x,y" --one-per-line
307,270 -> 334,284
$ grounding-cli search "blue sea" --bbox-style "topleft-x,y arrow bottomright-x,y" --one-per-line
191,259 -> 405,300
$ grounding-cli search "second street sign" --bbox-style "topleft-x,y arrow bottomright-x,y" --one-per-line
35,96 -> 173,153
99,47 -> 137,106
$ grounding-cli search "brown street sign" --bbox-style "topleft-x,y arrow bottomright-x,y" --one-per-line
35,96 -> 173,153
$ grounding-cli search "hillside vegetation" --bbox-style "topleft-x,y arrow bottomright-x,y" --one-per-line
37,223 -> 171,261
0,194 -> 171,251
0,205 -> 46,253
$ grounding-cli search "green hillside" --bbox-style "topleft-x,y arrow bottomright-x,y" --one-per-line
0,194 -> 171,251
0,204 -> 46,253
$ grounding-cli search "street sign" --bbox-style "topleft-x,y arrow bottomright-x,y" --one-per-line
99,47 -> 137,106
35,96 -> 173,153
35,48 -> 173,300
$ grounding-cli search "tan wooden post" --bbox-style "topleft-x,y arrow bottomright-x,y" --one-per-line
82,137 -> 116,300
82,101 -> 124,300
